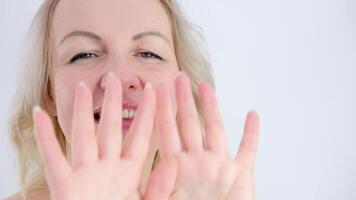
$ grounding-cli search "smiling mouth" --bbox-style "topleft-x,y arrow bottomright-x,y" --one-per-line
94,108 -> 137,123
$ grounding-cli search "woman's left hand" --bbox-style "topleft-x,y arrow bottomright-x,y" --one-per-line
146,73 -> 260,200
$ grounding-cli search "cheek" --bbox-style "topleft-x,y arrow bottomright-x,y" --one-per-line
52,67 -> 103,140
53,81 -> 77,141
138,67 -> 178,113
136,64 -> 178,86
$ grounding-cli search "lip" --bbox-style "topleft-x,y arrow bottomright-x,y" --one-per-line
122,118 -> 134,132
94,100 -> 138,114
93,101 -> 138,131
122,101 -> 138,110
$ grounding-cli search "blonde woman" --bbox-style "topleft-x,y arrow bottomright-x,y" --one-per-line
6,0 -> 260,199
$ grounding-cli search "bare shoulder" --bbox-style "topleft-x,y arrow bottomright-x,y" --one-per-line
4,191 -> 49,200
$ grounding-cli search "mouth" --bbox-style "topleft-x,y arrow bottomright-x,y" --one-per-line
94,102 -> 138,131
94,108 -> 136,122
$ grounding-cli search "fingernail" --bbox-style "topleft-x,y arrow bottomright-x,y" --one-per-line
249,110 -> 257,115
33,106 -> 42,114
107,72 -> 115,81
145,82 -> 152,90
105,72 -> 114,88
158,78 -> 167,84
78,81 -> 86,88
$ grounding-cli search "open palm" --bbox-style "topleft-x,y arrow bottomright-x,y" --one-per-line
151,73 -> 260,200
33,73 -> 162,200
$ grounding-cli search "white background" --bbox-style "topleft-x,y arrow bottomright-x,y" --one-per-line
1,0 -> 355,199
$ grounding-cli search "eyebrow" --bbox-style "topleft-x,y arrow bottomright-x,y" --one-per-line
60,31 -> 102,45
60,30 -> 171,46
132,31 -> 171,45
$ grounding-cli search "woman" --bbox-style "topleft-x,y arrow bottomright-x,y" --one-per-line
6,0 -> 260,199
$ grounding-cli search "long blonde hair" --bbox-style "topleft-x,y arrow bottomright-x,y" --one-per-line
9,0 -> 214,195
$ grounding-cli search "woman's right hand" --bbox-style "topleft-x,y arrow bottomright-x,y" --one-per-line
33,73 -> 169,200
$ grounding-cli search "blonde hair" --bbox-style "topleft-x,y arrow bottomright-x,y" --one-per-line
9,0 -> 214,196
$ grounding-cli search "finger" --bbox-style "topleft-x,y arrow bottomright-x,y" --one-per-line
71,82 -> 98,167
175,73 -> 203,152
97,73 -> 123,159
144,158 -> 177,200
122,83 -> 156,165
235,110 -> 260,171
156,80 -> 182,159
33,106 -> 71,188
199,82 -> 229,155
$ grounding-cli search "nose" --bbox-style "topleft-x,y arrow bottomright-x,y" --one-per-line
100,59 -> 143,94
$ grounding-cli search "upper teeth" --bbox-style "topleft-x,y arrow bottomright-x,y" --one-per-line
123,109 -> 136,119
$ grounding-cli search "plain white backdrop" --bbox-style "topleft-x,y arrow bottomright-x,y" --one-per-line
1,0 -> 355,199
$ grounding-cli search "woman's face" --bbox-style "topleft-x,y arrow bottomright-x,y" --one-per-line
50,0 -> 179,140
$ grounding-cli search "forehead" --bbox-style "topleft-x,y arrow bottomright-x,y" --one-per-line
52,0 -> 172,44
